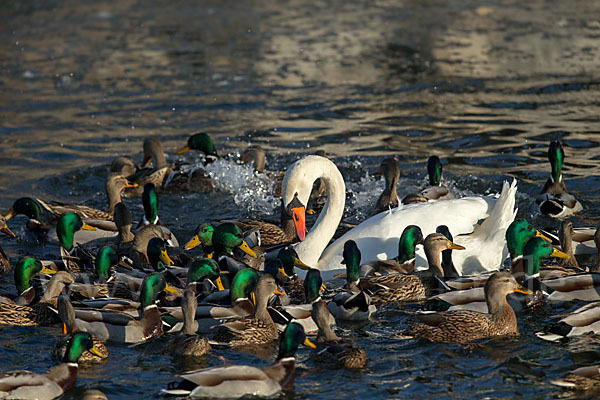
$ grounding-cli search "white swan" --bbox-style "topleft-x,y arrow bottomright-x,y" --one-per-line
282,155 -> 517,276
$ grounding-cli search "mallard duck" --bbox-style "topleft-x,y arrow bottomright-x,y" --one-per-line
55,212 -> 97,272
281,155 -> 517,276
536,141 -> 582,219
5,174 -> 137,225
186,257 -> 225,298
241,145 -> 266,173
374,157 -> 400,214
551,364 -> 600,390
276,246 -> 312,304
403,272 -> 531,343
176,132 -> 218,160
117,138 -> 171,198
328,241 -> 376,320
211,274 -> 284,347
0,332 -> 104,400
305,269 -> 366,369
402,156 -> 453,205
54,295 -> 109,363
162,289 -> 210,357
360,225 -> 424,276
359,233 -> 465,304
536,301 -> 600,342
0,270 -> 73,326
209,223 -> 258,279
183,222 -> 214,254
2,256 -> 56,305
126,222 -> 178,269
71,273 -> 176,343
162,322 -> 314,398
557,220 -> 581,270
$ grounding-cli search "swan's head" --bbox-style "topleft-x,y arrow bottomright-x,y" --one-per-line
282,155 -> 340,242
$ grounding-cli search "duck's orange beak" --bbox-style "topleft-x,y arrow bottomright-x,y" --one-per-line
291,206 -> 306,241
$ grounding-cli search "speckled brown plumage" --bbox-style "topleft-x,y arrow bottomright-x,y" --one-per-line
404,272 -> 524,343
359,273 -> 425,304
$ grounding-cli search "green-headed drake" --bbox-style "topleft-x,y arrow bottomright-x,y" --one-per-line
536,141 -> 582,219
0,332 -> 104,400
176,132 -> 218,161
183,222 -> 215,254
163,321 -> 314,398
360,224 -> 424,276
186,257 -> 225,297
276,246 -> 311,304
402,155 -> 452,205
56,212 -> 97,272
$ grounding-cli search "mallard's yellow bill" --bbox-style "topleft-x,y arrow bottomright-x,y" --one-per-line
513,283 -> 533,295
550,247 -> 570,259
238,241 -> 257,258
62,322 -> 68,335
81,222 -> 96,231
303,337 -> 316,349
320,283 -> 327,292
164,283 -> 178,294
278,267 -> 289,278
89,345 -> 106,358
125,181 -> 138,189
176,146 -> 191,155
40,266 -> 57,275
274,287 -> 286,296
535,230 -> 552,243
294,257 -> 311,270
214,276 -> 225,291
184,235 -> 201,250
448,242 -> 466,250
160,249 -> 175,266
250,291 -> 256,306
306,208 -> 316,215
0,223 -> 16,238
206,253 -> 214,259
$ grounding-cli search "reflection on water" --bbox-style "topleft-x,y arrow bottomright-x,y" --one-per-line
2,0 -> 600,399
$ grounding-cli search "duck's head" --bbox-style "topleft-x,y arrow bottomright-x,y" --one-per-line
142,137 -> 165,167
264,259 -> 289,283
424,233 -> 465,276
230,267 -> 259,304
277,322 -> 315,360
506,219 -> 551,259
342,240 -> 361,284
64,332 -> 105,363
105,174 -> 138,198
427,156 -> 443,187
95,246 -> 119,282
212,223 -> 256,258
0,214 -> 15,238
522,236 -> 570,277
57,213 -> 96,251
147,237 -> 174,271
187,258 -> 224,290
277,246 -> 311,276
304,268 -> 324,304
241,145 -> 266,173
484,271 -> 532,307
140,273 -> 176,309
176,133 -> 218,159
184,223 -> 214,251
14,256 -> 55,295
254,274 -> 285,308
397,225 -> 424,263
142,183 -> 159,225
110,156 -> 136,177
548,141 -> 564,183
379,157 -> 400,187
4,197 -> 42,222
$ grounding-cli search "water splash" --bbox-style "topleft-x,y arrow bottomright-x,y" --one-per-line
204,158 -> 278,216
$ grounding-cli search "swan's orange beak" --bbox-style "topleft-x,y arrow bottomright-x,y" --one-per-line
291,206 -> 306,241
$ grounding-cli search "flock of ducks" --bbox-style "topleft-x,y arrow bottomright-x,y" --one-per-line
0,136 -> 599,398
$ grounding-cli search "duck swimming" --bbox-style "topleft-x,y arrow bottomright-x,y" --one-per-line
536,141 -> 582,219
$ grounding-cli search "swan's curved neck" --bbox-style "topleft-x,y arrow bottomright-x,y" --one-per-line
283,156 -> 345,266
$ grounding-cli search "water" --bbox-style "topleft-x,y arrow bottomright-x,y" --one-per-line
2,0 -> 600,398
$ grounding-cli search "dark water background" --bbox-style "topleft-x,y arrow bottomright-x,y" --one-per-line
2,0 -> 600,398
